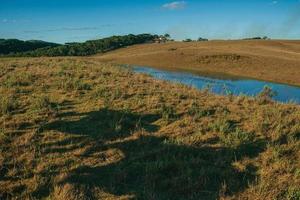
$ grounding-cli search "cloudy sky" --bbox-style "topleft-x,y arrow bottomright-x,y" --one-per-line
0,0 -> 300,43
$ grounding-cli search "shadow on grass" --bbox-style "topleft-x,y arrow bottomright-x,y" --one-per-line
45,108 -> 160,140
44,108 -> 266,200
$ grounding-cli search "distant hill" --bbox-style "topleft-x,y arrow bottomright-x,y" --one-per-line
97,39 -> 300,86
8,34 -> 157,57
0,39 -> 61,55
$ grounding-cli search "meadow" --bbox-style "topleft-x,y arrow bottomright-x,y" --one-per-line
0,57 -> 299,200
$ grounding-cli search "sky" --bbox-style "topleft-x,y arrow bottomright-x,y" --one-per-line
0,0 -> 300,43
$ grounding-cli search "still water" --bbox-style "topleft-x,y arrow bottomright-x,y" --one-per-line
133,66 -> 300,104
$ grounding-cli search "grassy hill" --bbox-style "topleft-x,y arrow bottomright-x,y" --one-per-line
97,40 -> 300,86
0,57 -> 299,199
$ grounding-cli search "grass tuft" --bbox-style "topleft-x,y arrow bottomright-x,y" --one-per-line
160,104 -> 176,122
219,128 -> 255,148
0,94 -> 17,115
60,77 -> 91,92
32,95 -> 59,114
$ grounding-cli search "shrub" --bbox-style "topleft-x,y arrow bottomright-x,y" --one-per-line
257,85 -> 277,103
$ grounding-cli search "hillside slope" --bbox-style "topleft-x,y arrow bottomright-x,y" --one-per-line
97,40 -> 300,86
0,57 -> 299,199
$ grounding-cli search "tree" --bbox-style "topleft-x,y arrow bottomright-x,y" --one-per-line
263,36 -> 270,40
183,39 -> 193,42
197,37 -> 208,42
164,33 -> 171,39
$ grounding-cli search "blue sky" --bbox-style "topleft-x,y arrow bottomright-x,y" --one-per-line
0,0 -> 300,43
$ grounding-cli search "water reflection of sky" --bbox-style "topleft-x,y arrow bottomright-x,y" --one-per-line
134,66 -> 300,104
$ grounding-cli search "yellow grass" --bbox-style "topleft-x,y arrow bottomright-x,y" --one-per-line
96,40 -> 300,86
0,57 -> 299,199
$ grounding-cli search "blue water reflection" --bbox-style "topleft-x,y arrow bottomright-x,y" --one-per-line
134,66 -> 300,104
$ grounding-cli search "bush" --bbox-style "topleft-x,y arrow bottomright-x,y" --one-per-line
257,85 -> 277,103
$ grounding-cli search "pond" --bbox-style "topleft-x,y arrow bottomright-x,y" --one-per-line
133,66 -> 300,104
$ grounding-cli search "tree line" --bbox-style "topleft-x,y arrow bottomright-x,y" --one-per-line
0,39 -> 61,55
1,34 -> 157,57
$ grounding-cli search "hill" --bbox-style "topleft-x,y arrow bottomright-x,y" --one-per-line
9,34 -> 157,57
97,40 -> 300,86
0,57 -> 299,199
0,39 -> 61,55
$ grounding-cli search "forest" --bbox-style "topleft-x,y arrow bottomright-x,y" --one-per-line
0,39 -> 61,55
1,34 -> 157,57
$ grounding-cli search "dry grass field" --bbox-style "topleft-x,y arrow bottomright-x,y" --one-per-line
97,40 -> 300,86
0,57 -> 299,199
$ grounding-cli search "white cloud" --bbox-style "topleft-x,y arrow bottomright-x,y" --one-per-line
162,1 -> 186,10
271,1 -> 278,5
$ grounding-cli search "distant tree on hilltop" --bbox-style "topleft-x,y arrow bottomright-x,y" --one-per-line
164,33 -> 171,39
197,37 -> 208,42
183,38 -> 193,42
242,36 -> 270,40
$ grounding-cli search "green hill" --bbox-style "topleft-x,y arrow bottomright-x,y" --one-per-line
9,34 -> 157,57
0,39 -> 61,55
